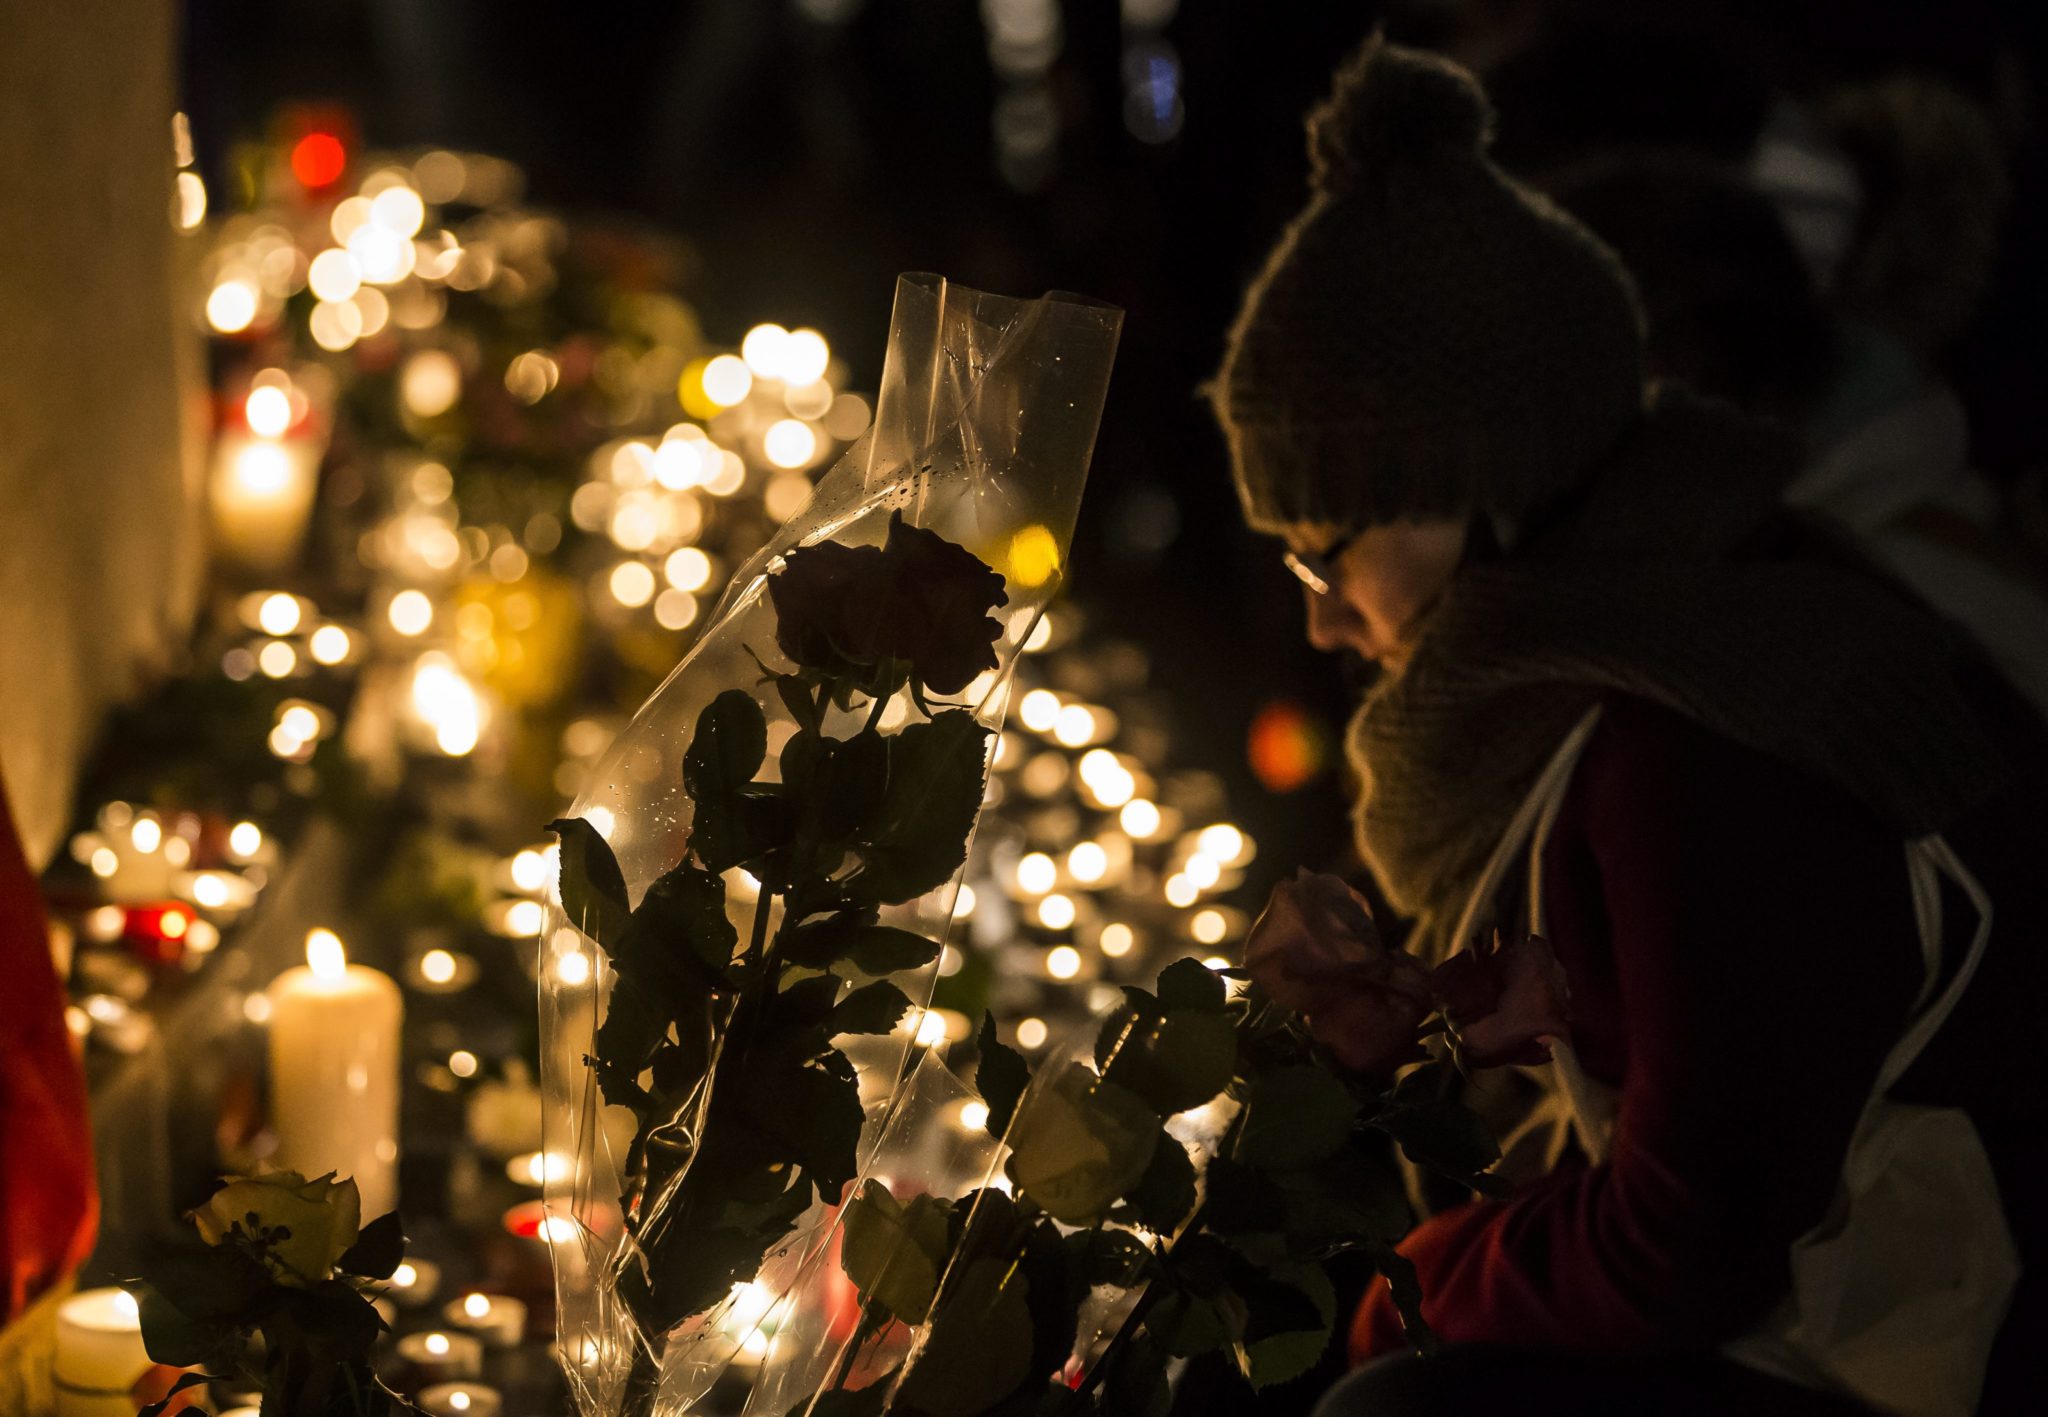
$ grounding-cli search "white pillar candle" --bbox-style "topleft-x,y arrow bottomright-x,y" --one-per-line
53,1288 -> 151,1417
210,430 -> 320,573
267,928 -> 403,1218
442,1291 -> 527,1347
417,1382 -> 503,1417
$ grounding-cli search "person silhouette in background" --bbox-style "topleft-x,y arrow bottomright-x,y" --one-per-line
1212,37 -> 2047,1416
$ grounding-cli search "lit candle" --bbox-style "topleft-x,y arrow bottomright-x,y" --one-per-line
417,1383 -> 503,1417
210,430 -> 320,572
266,929 -> 402,1217
53,1288 -> 150,1417
441,1291 -> 527,1347
392,1330 -> 482,1382
382,1257 -> 443,1308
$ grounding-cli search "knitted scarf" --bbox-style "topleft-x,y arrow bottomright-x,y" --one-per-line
1349,388 -> 2009,955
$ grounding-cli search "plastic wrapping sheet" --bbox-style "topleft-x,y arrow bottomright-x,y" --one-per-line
539,275 -> 1121,1416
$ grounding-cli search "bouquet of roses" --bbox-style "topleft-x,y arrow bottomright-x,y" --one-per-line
538,276 -> 1123,1417
741,873 -> 1568,1417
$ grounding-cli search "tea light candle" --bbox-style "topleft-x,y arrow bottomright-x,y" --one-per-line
417,1382 -> 503,1417
266,929 -> 403,1217
53,1288 -> 150,1417
392,1330 -> 483,1382
383,1257 -> 443,1308
442,1291 -> 527,1347
211,430 -> 320,572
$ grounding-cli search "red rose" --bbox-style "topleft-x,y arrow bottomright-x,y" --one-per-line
1430,931 -> 1571,1070
769,513 -> 1008,696
1243,870 -> 1433,1074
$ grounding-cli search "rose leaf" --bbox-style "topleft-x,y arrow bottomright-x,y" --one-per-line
975,1011 -> 1032,1138
548,815 -> 630,946
1237,1067 -> 1356,1171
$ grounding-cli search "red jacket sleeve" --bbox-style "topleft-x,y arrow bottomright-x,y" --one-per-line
1352,697 -> 1921,1358
0,767 -> 97,1322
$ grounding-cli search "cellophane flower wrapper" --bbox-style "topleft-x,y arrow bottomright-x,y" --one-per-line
751,998 -> 1227,1417
539,275 -> 1122,1416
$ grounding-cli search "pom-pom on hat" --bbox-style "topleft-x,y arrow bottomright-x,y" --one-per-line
1213,36 -> 1648,536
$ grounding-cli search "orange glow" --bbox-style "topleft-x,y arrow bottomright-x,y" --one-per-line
1247,699 -> 1328,793
291,132 -> 348,189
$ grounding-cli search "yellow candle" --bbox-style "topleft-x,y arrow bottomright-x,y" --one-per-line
54,1288 -> 150,1417
266,929 -> 403,1218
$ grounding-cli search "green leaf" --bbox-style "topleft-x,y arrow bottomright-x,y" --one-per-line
838,1181 -> 953,1324
976,1011 -> 1032,1138
549,815 -> 630,945
1156,957 -> 1226,1014
896,1256 -> 1034,1417
782,911 -> 942,975
1095,1329 -> 1171,1417
829,980 -> 912,1036
686,692 -> 785,872
136,1287 -> 231,1367
624,859 -> 739,978
1374,1081 -> 1501,1190
685,689 -> 769,800
1237,1067 -> 1356,1170
773,675 -> 822,735
1005,1066 -> 1160,1227
1102,1010 -> 1236,1118
1367,1242 -> 1437,1355
1202,1156 -> 1288,1236
1234,1262 -> 1336,1390
1146,1286 -> 1247,1359
752,1053 -> 866,1197
336,1211 -> 404,1280
849,710 -> 992,905
1123,1128 -> 1197,1234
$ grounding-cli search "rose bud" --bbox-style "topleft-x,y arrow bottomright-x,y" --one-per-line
1243,870 -> 1432,1075
1430,930 -> 1571,1070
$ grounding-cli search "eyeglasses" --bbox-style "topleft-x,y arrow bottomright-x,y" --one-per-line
1281,529 -> 1359,597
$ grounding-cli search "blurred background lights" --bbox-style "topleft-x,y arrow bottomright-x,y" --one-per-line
402,350 -> 462,418
1016,1017 -> 1049,1049
245,385 -> 294,438
1099,922 -> 1135,958
1045,945 -> 1081,979
256,592 -> 301,635
1191,909 -> 1228,945
740,323 -> 789,377
307,248 -> 361,302
1037,893 -> 1076,930
1018,689 -> 1060,733
779,328 -> 831,384
609,561 -> 656,608
763,419 -> 817,470
1067,841 -> 1107,884
388,589 -> 433,636
206,278 -> 259,333
1015,851 -> 1056,895
1119,798 -> 1161,838
310,625 -> 352,664
654,590 -> 699,631
699,354 -> 753,406
663,547 -> 712,592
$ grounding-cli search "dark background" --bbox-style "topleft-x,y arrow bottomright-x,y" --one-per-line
179,0 -> 2048,895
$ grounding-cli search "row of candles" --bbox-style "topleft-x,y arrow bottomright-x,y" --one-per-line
54,1279 -> 525,1417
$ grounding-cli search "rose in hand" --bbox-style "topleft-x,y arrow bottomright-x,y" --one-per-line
1431,929 -> 1571,1069
1243,870 -> 1434,1074
1243,872 -> 1571,1073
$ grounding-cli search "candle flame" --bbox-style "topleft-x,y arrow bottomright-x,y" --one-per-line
112,1290 -> 139,1322
463,1292 -> 491,1319
307,928 -> 347,979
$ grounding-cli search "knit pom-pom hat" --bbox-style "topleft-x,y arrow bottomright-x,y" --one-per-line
1213,36 -> 1648,536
